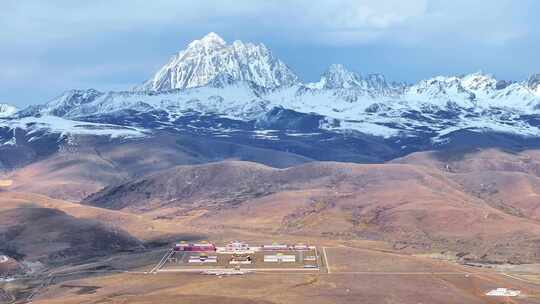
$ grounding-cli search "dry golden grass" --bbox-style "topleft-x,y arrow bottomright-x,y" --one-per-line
0,191 -> 201,241
5,145 -> 540,303
30,247 -> 540,304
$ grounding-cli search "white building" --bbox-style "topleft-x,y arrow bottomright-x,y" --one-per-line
262,243 -> 289,251
203,269 -> 252,276
486,288 -> 521,297
264,254 -> 296,263
293,244 -> 311,251
221,241 -> 253,253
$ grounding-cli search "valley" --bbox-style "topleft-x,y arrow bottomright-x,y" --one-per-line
1,30 -> 540,303
2,141 -> 540,303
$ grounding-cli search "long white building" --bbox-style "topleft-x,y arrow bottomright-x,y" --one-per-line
486,288 -> 521,297
264,254 -> 296,263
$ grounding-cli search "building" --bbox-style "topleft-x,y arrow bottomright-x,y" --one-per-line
203,269 -> 252,276
174,242 -> 216,252
485,288 -> 521,297
223,241 -> 252,253
262,243 -> 289,251
188,254 -> 218,263
264,253 -> 296,263
292,244 -> 310,251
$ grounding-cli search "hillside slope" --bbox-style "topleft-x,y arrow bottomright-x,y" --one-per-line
2,134 -> 312,200
395,149 -> 540,221
83,158 -> 540,264
0,206 -> 142,265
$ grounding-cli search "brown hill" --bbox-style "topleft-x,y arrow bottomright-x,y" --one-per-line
394,149 -> 540,220
0,191 -> 205,242
4,135 -> 311,201
84,159 -> 540,264
0,206 -> 143,265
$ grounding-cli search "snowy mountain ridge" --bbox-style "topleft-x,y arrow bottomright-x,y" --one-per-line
0,104 -> 17,118
3,33 -> 540,147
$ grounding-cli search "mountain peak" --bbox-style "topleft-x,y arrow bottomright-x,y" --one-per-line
0,103 -> 18,118
320,64 -> 362,89
460,72 -> 497,91
188,32 -> 226,49
528,74 -> 540,93
201,32 -> 225,44
139,33 -> 299,91
305,64 -> 401,96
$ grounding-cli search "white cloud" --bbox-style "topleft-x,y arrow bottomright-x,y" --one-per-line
0,0 -> 534,47
298,0 -> 428,29
0,0 -> 428,46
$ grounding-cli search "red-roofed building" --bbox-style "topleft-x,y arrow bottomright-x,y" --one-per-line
174,242 -> 216,252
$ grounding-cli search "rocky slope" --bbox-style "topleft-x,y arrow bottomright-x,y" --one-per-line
138,32 -> 299,91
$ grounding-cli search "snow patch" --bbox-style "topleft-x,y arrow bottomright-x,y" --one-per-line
0,104 -> 17,118
1,116 -> 147,139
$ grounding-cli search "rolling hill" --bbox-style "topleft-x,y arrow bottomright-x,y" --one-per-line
83,154 -> 540,264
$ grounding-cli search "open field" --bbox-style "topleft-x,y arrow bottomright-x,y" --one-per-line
21,243 -> 540,304
2,190 -> 540,303
2,191 -> 540,304
3,148 -> 540,303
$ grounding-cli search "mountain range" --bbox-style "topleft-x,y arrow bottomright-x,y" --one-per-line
2,32 -> 540,167
4,33 -> 540,303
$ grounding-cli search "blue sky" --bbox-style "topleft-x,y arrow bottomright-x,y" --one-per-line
1,0 -> 539,107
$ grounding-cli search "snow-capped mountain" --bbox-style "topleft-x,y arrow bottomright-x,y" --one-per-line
0,104 -> 17,118
43,89 -> 104,117
31,69 -> 540,141
306,64 -> 404,96
138,32 -> 299,91
3,32 -> 540,160
529,74 -> 540,94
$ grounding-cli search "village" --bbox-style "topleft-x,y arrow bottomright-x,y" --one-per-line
151,240 -> 322,275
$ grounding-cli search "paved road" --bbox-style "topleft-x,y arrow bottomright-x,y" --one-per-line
158,268 -> 320,273
322,247 -> 331,274
150,249 -> 174,274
